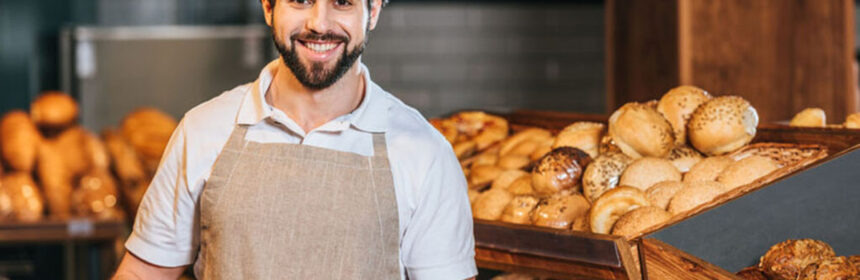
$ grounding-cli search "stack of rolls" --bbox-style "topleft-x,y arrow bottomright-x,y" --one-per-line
789,107 -> 860,129
737,239 -> 860,280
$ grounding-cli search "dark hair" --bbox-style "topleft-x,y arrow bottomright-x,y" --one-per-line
266,0 -> 388,10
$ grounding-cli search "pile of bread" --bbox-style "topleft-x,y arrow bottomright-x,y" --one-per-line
737,239 -> 859,280
0,91 -> 176,222
434,86 -> 789,239
789,108 -> 860,128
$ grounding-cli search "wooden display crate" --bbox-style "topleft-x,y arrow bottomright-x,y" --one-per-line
472,110 -> 860,279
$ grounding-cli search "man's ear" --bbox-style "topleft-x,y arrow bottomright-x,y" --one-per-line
368,0 -> 383,31
262,0 -> 275,27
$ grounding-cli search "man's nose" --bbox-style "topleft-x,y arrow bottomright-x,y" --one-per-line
305,3 -> 332,35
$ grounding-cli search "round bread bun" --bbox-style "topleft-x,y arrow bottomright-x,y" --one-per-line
552,122 -> 605,158
645,181 -> 686,210
121,108 -> 179,171
667,180 -> 727,215
531,193 -> 591,229
759,239 -> 836,280
608,102 -> 675,158
797,256 -> 859,280
500,196 -> 540,225
531,147 -> 592,196
497,154 -> 531,170
684,156 -> 734,182
588,186 -> 650,234
657,85 -> 711,145
582,151 -> 633,202
507,176 -> 535,196
717,155 -> 779,190
30,91 -> 79,128
618,157 -> 681,191
844,113 -> 860,129
736,266 -> 769,280
1,111 -> 42,172
469,165 -> 504,189
790,108 -> 827,128
0,172 -> 44,222
687,96 -> 759,156
529,138 -> 555,161
499,128 -> 552,157
610,206 -> 672,238
472,187 -> 514,220
667,145 -> 704,173
491,170 -> 529,190
598,135 -> 622,155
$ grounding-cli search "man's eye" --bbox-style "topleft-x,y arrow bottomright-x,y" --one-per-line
334,0 -> 352,7
289,0 -> 312,6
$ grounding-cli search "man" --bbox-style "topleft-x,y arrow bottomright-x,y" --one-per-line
112,0 -> 477,279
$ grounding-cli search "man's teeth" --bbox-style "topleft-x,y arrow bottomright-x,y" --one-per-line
306,42 -> 337,52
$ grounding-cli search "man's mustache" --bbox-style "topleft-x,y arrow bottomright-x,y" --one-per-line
290,32 -> 349,43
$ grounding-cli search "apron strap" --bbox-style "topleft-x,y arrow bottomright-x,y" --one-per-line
225,125 -> 251,151
370,133 -> 389,169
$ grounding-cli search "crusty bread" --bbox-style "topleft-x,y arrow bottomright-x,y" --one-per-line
618,157 -> 681,191
552,122 -> 605,158
716,155 -> 779,190
789,108 -> 826,127
667,180 -> 727,215
491,170 -> 529,190
1,111 -> 42,172
759,239 -> 836,280
796,256 -> 859,280
588,186 -> 650,234
531,147 -> 592,196
844,113 -> 860,129
608,102 -> 675,158
30,91 -> 79,128
610,206 -> 672,238
687,96 -> 758,156
531,193 -> 591,229
645,181 -> 686,210
582,151 -> 633,202
472,187 -> 514,220
0,172 -> 44,222
469,165 -> 504,189
500,195 -> 540,225
667,145 -> 704,173
684,156 -> 733,183
657,85 -> 711,145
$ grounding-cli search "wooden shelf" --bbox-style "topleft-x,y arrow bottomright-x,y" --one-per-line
0,218 -> 126,243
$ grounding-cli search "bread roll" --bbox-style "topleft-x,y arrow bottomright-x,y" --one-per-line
1,111 -> 41,172
667,145 -> 704,173
53,126 -> 90,176
588,186 -> 650,234
688,96 -> 759,156
506,140 -> 542,158
472,187 -> 514,220
790,108 -> 826,127
500,195 -> 539,225
531,147 -> 592,196
121,108 -> 178,169
103,129 -> 146,186
684,156 -> 733,182
582,151 -> 633,202
499,128 -> 551,157
667,180 -> 727,215
531,193 -> 590,229
844,113 -> 860,129
497,154 -> 530,170
618,157 -> 681,191
468,189 -> 480,205
472,148 -> 499,166
552,122 -> 605,158
0,172 -> 44,222
736,266 -> 769,280
37,141 -> 73,218
610,206 -> 671,238
759,239 -> 836,280
30,91 -> 79,128
608,102 -> 675,158
469,165 -> 503,189
849,256 -> 860,272
598,135 -> 622,155
645,181 -> 685,210
453,140 -> 477,160
73,170 -> 123,220
571,215 -> 590,232
429,118 -> 458,143
797,256 -> 859,280
529,138 -> 555,161
84,131 -> 111,172
717,155 -> 779,190
449,111 -> 509,150
507,176 -> 535,196
491,170 -> 528,190
657,85 -> 711,145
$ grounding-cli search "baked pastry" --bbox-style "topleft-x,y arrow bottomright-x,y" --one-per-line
53,126 -> 90,176
468,189 -> 480,205
83,131 -> 111,172
736,266 -> 769,280
759,239 -> 836,280
645,181 -> 686,210
429,118 -> 458,143
684,156 -> 734,182
37,141 -> 73,218
472,187 -> 514,220
1,111 -> 41,172
507,176 -> 535,196
571,215 -> 589,232
30,91 -> 79,128
472,147 -> 500,166
797,256 -> 859,280
790,108 -> 827,127
717,155 -> 779,190
73,170 -> 123,220
552,122 -> 605,158
618,157 -> 681,191
531,193 -> 591,229
500,195 -> 540,225
469,165 -> 503,189
531,147 -> 592,196
453,141 -> 477,159
844,113 -> 860,129
103,129 -> 147,186
608,102 -> 675,158
598,135 -> 622,155
588,186 -> 650,234
0,172 -> 44,222
610,206 -> 671,238
582,151 -> 633,202
667,180 -> 727,214
499,128 -> 552,157
497,154 -> 530,170
491,170 -> 528,190
448,111 -> 509,150
667,145 -> 704,173
656,85 -> 711,145
529,138 -> 555,161
850,256 -> 860,272
120,108 -> 178,172
687,96 -> 759,156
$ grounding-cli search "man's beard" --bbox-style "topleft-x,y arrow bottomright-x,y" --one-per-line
272,31 -> 365,90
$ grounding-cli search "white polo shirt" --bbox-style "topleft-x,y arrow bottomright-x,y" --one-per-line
125,59 -> 477,280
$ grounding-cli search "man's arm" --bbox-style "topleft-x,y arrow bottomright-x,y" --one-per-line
113,252 -> 187,280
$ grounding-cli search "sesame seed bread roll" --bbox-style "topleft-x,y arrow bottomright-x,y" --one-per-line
789,108 -> 826,127
618,157 -> 681,191
657,86 -> 711,145
608,102 -> 675,159
687,96 -> 758,156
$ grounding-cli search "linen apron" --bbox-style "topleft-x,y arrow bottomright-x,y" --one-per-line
195,124 -> 401,279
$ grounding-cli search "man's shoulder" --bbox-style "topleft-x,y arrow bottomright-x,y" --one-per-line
181,83 -> 250,130
380,90 -> 453,159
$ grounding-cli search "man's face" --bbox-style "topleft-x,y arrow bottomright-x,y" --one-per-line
265,0 -> 381,90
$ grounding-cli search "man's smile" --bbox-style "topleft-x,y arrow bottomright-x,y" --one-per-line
296,39 -> 345,62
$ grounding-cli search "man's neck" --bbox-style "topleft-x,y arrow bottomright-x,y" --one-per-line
265,59 -> 365,134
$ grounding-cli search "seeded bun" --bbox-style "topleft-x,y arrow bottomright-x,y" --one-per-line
688,96 -> 759,156
790,108 -> 826,127
657,86 -> 711,145
552,122 -> 605,158
797,256 -> 859,280
588,186 -> 650,234
610,206 -> 671,238
716,155 -> 779,190
472,187 -> 514,220
30,91 -> 79,128
667,145 -> 704,173
531,193 -> 591,229
608,102 -> 675,158
667,180 -> 727,214
844,113 -> 860,129
500,195 -> 540,225
645,181 -> 686,210
531,147 -> 592,196
618,157 -> 681,191
684,156 -> 734,182
759,239 -> 836,280
582,151 -> 633,202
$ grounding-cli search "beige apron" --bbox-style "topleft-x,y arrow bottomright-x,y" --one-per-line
196,124 -> 401,279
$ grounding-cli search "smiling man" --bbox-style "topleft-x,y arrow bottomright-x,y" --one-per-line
111,0 -> 477,279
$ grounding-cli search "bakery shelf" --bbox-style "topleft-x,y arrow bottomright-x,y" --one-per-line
0,218 -> 126,243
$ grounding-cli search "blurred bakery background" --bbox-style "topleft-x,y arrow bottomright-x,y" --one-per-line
1,0 -> 860,279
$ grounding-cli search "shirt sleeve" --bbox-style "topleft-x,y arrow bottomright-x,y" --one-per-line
125,119 -> 200,267
402,144 -> 477,280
